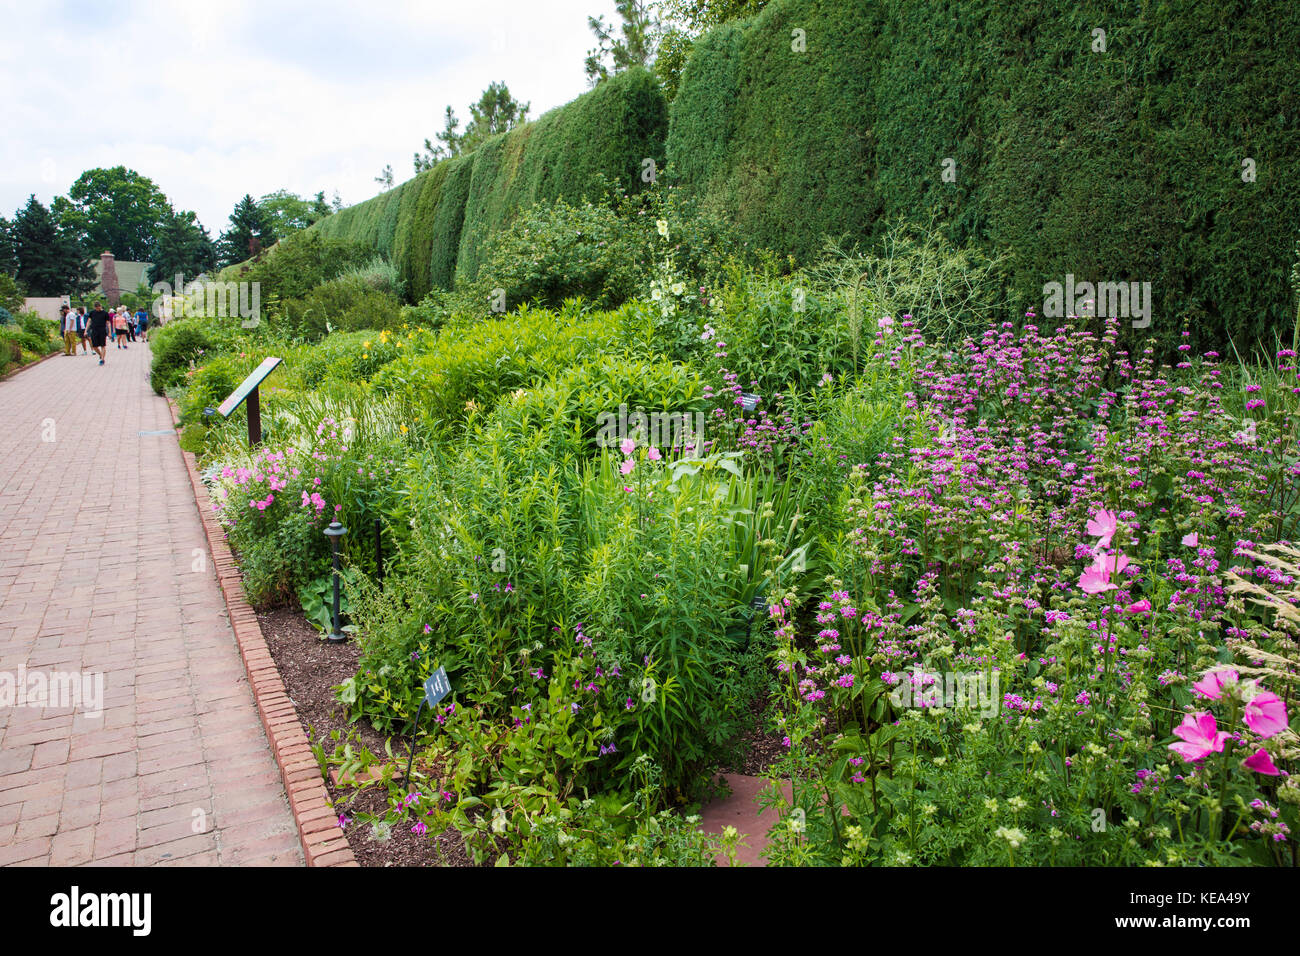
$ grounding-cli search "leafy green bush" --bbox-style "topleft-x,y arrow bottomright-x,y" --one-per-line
279,275 -> 403,340
149,318 -> 218,394
0,273 -> 23,314
454,200 -> 648,315
372,303 -> 633,433
220,231 -> 377,302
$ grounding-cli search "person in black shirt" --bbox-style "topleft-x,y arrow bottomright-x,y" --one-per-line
86,301 -> 112,365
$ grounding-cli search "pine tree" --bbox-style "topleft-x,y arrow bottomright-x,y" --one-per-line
148,208 -> 218,285
217,194 -> 276,267
11,196 -> 96,296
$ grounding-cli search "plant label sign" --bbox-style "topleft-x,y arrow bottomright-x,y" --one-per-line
424,667 -> 451,708
217,356 -> 283,417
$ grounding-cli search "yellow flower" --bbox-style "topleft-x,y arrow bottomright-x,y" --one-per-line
656,219 -> 669,238
400,424 -> 408,434
363,341 -> 371,349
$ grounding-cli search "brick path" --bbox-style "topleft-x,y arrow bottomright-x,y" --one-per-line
0,343 -> 303,866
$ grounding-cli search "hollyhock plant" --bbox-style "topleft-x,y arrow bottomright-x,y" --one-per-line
1191,667 -> 1238,701
1243,748 -> 1282,776
1169,712 -> 1231,762
1086,509 -> 1119,549
1243,691 -> 1289,739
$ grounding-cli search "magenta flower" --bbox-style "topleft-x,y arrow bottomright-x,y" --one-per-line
1181,532 -> 1199,548
1169,712 -> 1230,763
1191,667 -> 1238,701
619,437 -> 635,456
1086,509 -> 1118,548
620,458 -> 635,475
1243,748 -> 1282,776
647,446 -> 662,461
1244,691 -> 1289,739
1079,564 -> 1116,594
1124,599 -> 1151,614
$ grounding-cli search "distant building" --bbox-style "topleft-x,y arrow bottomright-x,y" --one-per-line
92,252 -> 153,307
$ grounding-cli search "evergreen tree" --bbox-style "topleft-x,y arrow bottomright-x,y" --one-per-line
585,1 -> 663,85
148,208 -> 218,285
217,194 -> 277,267
11,196 -> 96,296
413,84 -> 529,171
0,216 -> 16,276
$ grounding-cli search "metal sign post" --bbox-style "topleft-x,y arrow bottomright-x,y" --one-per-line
216,356 -> 283,446
404,667 -> 451,787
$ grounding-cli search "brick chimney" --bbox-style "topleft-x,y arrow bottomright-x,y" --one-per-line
100,251 -> 121,307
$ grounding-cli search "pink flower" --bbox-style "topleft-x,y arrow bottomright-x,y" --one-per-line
619,437 -> 636,456
1169,712 -> 1231,763
1124,599 -> 1151,615
1244,691 -> 1289,739
1092,551 -> 1131,576
1086,509 -> 1119,548
1079,565 -> 1116,594
1181,532 -> 1199,548
620,458 -> 635,475
1243,748 -> 1282,776
647,446 -> 662,461
1191,667 -> 1238,701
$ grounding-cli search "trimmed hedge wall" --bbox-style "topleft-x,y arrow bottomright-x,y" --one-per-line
311,68 -> 668,303
668,0 -> 1300,352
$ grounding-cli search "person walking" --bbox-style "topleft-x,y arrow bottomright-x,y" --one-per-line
86,301 -> 111,365
113,307 -> 129,349
59,306 -> 78,356
135,306 -> 148,342
76,307 -> 90,354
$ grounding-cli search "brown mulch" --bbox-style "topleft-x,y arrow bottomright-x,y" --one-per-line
718,690 -> 786,777
257,607 -> 474,867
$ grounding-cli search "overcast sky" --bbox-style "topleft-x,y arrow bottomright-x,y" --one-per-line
1,0 -> 621,237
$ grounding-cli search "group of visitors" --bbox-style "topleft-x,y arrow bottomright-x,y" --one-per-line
59,304 -> 149,364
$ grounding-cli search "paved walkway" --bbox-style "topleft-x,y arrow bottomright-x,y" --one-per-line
0,342 -> 302,866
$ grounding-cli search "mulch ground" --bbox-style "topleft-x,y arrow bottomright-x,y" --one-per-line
258,604 -> 786,866
257,607 -> 474,867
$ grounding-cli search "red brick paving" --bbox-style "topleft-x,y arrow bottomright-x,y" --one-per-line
0,344 -> 303,866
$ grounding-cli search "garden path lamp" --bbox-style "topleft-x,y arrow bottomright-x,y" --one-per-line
324,520 -> 348,643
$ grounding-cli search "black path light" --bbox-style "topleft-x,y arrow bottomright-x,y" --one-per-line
324,520 -> 348,643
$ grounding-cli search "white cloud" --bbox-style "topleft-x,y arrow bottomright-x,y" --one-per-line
1,0 -> 620,238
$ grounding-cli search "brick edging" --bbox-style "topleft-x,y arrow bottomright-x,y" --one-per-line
0,348 -> 62,383
166,398 -> 358,867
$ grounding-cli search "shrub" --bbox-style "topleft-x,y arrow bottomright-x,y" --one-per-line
220,231 -> 377,302
149,318 -> 217,394
279,275 -> 403,340
669,0 -> 1300,355
308,69 -> 668,299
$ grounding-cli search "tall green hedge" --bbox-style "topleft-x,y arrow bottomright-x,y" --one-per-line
310,68 -> 668,303
668,0 -> 1300,352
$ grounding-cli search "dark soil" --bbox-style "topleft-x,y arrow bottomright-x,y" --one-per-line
718,690 -> 786,776
257,607 -> 474,867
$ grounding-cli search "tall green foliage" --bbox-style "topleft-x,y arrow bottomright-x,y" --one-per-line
307,69 -> 668,301
668,0 -> 1300,353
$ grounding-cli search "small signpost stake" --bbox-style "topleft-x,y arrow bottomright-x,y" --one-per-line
246,387 -> 261,446
404,667 -> 451,787
323,521 -> 348,643
374,518 -> 384,589
216,356 -> 283,448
